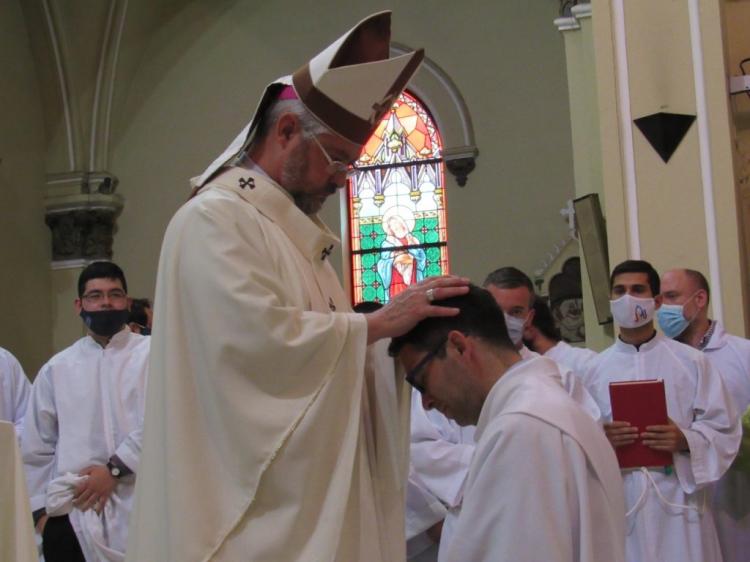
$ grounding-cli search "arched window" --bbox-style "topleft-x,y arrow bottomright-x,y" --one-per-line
347,91 -> 449,305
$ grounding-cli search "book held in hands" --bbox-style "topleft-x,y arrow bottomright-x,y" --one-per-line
609,379 -> 672,469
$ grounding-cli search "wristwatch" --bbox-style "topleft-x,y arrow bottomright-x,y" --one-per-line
107,461 -> 122,478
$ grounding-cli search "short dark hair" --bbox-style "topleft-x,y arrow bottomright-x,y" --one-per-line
684,269 -> 711,305
610,260 -> 660,296
128,298 -> 152,325
77,261 -> 128,298
353,301 -> 383,313
388,285 -> 515,357
531,297 -> 561,342
483,266 -> 535,294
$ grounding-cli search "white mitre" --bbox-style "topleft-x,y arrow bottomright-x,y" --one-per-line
192,11 -> 424,189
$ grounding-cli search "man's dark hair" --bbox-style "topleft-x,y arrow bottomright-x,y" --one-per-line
388,285 -> 515,357
684,268 -> 711,305
77,261 -> 128,298
609,260 -> 660,296
353,301 -> 383,313
483,266 -> 535,294
129,298 -> 152,325
530,297 -> 561,342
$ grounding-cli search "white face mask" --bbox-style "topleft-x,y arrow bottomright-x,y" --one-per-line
609,294 -> 655,328
503,312 -> 527,346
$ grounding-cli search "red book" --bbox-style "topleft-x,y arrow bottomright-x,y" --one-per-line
609,379 -> 672,469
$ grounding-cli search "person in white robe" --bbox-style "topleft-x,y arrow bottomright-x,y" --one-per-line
658,268 -> 750,562
483,266 -> 599,418
523,296 -> 597,375
392,285 -> 626,562
22,261 -> 149,562
409,266 -> 601,556
583,260 -> 740,562
405,465 -> 447,561
0,346 -> 30,440
126,12 -> 470,562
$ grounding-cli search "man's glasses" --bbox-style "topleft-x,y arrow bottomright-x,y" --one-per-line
310,135 -> 358,179
82,290 -> 127,305
405,339 -> 446,394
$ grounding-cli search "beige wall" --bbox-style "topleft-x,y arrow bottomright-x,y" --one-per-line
6,0 -> 749,369
0,0 -> 53,376
2,0 -> 580,373
592,0 -> 748,336
110,0 -> 576,301
725,0 -> 750,335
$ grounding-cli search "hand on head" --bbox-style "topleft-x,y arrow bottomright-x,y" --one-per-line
365,275 -> 471,344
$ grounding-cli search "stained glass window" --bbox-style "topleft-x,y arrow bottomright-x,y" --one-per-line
348,91 -> 449,305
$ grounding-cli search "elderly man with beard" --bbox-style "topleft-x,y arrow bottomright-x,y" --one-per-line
127,12 -> 469,562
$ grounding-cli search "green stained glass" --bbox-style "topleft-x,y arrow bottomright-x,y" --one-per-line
348,91 -> 449,306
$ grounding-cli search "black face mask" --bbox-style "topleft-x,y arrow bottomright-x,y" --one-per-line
80,309 -> 130,338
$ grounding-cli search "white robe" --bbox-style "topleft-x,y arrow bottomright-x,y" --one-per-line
703,321 -> 750,562
21,328 -> 149,561
127,167 -> 409,562
544,340 -> 598,377
405,466 -> 445,561
441,356 -> 626,562
582,332 -> 740,562
0,347 -> 30,440
410,346 -> 602,555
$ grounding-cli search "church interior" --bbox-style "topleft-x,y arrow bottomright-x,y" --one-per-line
1,0 -> 749,375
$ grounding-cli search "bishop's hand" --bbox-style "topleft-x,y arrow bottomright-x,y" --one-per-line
365,275 -> 470,344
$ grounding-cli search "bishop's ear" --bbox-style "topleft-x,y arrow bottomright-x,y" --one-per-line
275,113 -> 302,146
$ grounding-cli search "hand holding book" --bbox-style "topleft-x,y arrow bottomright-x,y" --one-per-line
608,379 -> 674,468
641,419 -> 689,452
604,418 -> 688,453
604,421 -> 639,447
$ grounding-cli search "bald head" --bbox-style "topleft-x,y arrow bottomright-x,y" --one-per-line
662,269 -> 710,305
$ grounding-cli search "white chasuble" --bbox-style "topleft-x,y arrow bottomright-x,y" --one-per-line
442,357 -> 625,562
127,168 -> 409,562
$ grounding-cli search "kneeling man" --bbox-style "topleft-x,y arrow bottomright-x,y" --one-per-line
390,286 -> 625,562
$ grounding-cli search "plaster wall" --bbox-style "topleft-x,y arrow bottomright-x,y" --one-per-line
0,0 -> 53,375
109,0 -> 576,302
592,0 -> 748,335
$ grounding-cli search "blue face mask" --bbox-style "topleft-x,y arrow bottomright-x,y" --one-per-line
657,305 -> 690,338
657,292 -> 700,339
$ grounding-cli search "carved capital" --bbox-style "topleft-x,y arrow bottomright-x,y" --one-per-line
43,172 -> 123,265
45,208 -> 120,262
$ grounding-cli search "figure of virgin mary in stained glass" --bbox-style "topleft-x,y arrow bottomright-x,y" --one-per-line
347,91 -> 449,305
377,207 -> 426,302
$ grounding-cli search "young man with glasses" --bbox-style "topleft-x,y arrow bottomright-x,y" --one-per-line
390,286 -> 625,562
22,261 -> 149,562
408,266 -> 600,559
